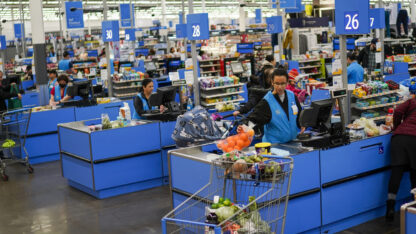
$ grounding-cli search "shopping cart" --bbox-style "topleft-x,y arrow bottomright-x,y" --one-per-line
0,108 -> 33,181
162,155 -> 294,234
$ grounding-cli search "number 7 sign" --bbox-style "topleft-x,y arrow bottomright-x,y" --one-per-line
369,8 -> 385,29
186,13 -> 209,40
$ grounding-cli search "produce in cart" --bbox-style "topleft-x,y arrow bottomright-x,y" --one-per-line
216,125 -> 255,153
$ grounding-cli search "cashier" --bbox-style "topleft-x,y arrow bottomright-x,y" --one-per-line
47,70 -> 58,95
347,52 -> 364,84
243,69 -> 305,143
58,51 -> 74,74
133,78 -> 166,120
49,74 -> 72,106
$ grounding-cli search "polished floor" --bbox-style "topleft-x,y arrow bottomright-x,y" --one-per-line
0,162 -> 401,234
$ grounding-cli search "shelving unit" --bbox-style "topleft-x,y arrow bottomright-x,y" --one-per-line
352,100 -> 405,111
296,58 -> 324,79
200,90 -> 244,99
201,98 -> 245,107
352,90 -> 399,99
112,79 -> 142,98
200,83 -> 243,91
199,81 -> 245,108
199,59 -> 221,77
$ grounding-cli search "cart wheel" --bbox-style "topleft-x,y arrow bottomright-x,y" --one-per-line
27,166 -> 34,174
2,174 -> 8,181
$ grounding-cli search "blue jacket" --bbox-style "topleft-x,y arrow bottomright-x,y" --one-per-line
58,59 -> 72,71
347,62 -> 364,84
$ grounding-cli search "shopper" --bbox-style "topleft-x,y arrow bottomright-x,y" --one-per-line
358,38 -> 378,73
58,51 -> 74,74
49,74 -> 72,106
0,71 -> 21,112
133,78 -> 165,120
47,70 -> 58,95
347,52 -> 364,84
243,69 -> 305,143
386,97 -> 416,222
23,65 -> 33,80
283,22 -> 293,60
233,68 -> 274,116
261,55 -> 276,71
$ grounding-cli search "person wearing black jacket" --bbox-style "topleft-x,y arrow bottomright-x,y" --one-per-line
243,69 -> 304,143
0,71 -> 21,111
358,38 -> 378,72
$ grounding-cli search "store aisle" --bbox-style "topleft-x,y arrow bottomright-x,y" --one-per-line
0,162 -> 171,234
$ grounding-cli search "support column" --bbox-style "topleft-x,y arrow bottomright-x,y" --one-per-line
201,0 -> 206,13
411,0 -> 416,24
19,0 -> 26,58
29,0 -> 49,106
188,0 -> 200,106
277,1 -> 283,62
0,24 -> 6,73
161,0 -> 167,27
340,35 -> 350,126
239,6 -> 246,32
58,0 -> 64,60
181,0 -> 187,59
103,0 -> 113,97
379,0 -> 385,73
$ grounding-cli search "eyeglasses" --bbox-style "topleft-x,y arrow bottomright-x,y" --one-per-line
273,82 -> 287,86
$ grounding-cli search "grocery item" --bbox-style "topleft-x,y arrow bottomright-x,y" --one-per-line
385,108 -> 394,127
255,142 -> 271,155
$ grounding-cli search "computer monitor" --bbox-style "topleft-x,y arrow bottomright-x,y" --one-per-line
149,86 -> 180,112
299,98 -> 333,132
231,62 -> 244,74
67,80 -> 93,99
145,62 -> 157,72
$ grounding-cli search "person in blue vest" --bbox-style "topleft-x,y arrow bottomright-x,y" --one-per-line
49,74 -> 72,106
47,70 -> 58,97
58,51 -> 74,74
244,69 -> 304,143
347,52 -> 364,84
133,78 -> 166,120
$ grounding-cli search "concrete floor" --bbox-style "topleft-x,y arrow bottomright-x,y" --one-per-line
0,161 -> 401,234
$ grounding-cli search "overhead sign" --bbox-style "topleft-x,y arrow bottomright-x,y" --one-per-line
125,28 -> 136,41
285,0 -> 304,13
176,24 -> 187,38
266,16 -> 283,34
237,43 -> 254,54
186,13 -> 210,41
65,1 -> 84,29
255,9 -> 262,24
288,17 -> 329,28
280,0 -> 297,8
335,0 -> 369,35
0,36 -> 6,50
369,8 -> 385,29
102,21 -> 120,42
14,23 -> 23,39
120,3 -> 135,28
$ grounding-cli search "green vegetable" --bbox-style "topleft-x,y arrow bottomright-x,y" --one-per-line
211,203 -> 219,209
223,200 -> 231,206
218,197 -> 224,204
248,196 -> 257,212
215,206 -> 235,223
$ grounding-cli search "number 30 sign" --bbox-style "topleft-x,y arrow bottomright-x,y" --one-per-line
186,13 -> 209,41
102,20 -> 119,42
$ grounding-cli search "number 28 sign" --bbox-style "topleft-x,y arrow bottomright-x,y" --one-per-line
186,13 -> 209,41
335,0 -> 369,35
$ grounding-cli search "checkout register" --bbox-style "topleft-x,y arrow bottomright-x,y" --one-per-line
142,86 -> 184,121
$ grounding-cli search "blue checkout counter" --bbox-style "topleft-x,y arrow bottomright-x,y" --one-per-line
58,119 -> 177,199
167,134 -> 412,234
25,99 -> 134,164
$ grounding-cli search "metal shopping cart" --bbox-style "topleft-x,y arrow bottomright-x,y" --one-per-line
0,108 -> 33,181
162,155 -> 294,234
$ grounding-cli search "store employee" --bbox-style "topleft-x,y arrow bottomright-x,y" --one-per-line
347,52 -> 364,84
49,74 -> 72,106
244,69 -> 304,143
133,78 -> 166,120
58,51 -> 74,74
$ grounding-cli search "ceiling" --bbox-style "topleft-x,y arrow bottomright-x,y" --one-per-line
0,0 -> 412,22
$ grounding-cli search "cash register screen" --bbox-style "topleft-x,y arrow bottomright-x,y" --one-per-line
145,62 -> 157,71
231,62 -> 244,74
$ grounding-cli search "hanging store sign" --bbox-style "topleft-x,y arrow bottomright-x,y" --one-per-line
125,28 -> 136,41
335,0 -> 370,35
176,24 -> 187,38
186,13 -> 210,41
102,21 -> 120,42
14,23 -> 23,39
0,36 -> 6,50
369,8 -> 385,29
266,16 -> 283,34
120,4 -> 135,28
288,17 -> 330,28
255,9 -> 262,24
65,1 -> 84,29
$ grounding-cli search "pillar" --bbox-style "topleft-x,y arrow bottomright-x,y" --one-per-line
29,0 -> 49,106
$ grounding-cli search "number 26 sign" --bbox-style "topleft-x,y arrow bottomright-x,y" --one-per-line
186,13 -> 209,41
335,0 -> 369,35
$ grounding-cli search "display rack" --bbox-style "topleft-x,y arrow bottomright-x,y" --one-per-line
297,59 -> 323,78
112,79 -> 142,99
199,59 -> 221,77
199,79 -> 245,108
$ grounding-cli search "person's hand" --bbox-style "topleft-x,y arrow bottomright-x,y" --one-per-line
160,105 -> 166,113
17,94 -> 22,100
233,111 -> 240,117
300,127 -> 306,134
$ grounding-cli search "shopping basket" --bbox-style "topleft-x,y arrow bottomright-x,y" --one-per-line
162,155 -> 294,234
0,108 -> 33,181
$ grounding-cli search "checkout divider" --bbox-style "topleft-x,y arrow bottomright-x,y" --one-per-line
167,135 -> 412,234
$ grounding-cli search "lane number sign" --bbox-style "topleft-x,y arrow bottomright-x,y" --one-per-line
344,12 -> 359,31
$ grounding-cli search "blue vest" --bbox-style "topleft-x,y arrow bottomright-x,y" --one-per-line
54,85 -> 67,102
263,90 -> 299,144
48,79 -> 57,97
58,59 -> 71,71
132,93 -> 155,120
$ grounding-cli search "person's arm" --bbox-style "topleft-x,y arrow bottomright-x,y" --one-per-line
295,96 -> 303,130
238,91 -> 261,114
60,95 -> 72,103
246,99 -> 272,126
393,99 -> 410,130
133,96 -> 146,116
49,87 -> 57,106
